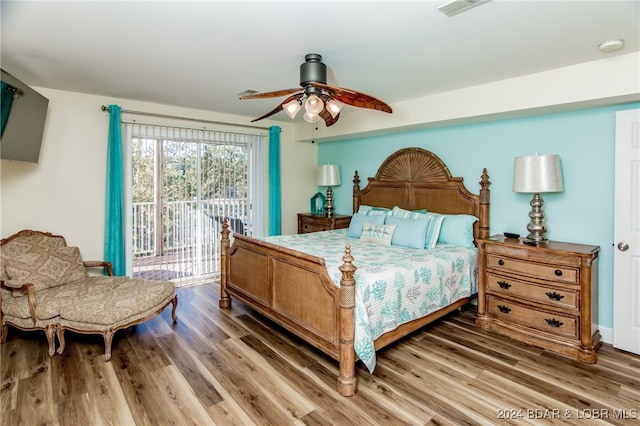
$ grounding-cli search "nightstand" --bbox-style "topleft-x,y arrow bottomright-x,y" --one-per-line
297,213 -> 351,234
475,235 -> 601,363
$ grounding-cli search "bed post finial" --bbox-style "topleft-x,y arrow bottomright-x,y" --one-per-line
338,244 -> 357,396
352,171 -> 361,214
478,168 -> 491,240
219,219 -> 231,309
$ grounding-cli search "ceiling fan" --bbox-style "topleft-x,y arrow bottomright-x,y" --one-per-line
240,53 -> 392,127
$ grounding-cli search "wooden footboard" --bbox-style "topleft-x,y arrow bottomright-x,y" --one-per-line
219,221 -> 358,396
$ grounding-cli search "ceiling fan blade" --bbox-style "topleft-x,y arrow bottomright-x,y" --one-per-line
313,83 -> 392,114
240,88 -> 302,100
319,107 -> 340,127
249,93 -> 304,122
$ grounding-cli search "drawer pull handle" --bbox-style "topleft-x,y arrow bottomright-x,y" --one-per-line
498,259 -> 505,266
554,269 -> 563,277
545,291 -> 565,301
545,318 -> 564,328
497,305 -> 511,314
497,281 -> 511,289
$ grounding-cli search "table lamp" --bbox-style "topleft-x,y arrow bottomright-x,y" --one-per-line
512,154 -> 564,243
317,164 -> 341,217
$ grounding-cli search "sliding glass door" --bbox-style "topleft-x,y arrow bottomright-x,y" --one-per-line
125,123 -> 264,287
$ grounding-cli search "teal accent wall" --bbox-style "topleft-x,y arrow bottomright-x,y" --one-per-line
318,102 -> 640,330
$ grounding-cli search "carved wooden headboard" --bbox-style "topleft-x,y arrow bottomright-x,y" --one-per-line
352,147 -> 490,241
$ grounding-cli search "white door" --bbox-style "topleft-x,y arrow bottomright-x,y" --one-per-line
613,108 -> 640,355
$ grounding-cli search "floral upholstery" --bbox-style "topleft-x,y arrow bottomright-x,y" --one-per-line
59,276 -> 176,327
1,230 -> 178,361
2,233 -> 87,296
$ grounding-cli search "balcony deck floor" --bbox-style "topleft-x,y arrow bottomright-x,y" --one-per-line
133,252 -> 219,285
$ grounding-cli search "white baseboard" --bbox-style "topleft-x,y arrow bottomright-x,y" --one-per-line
599,325 -> 613,344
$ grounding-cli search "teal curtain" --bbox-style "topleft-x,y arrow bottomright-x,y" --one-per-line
104,105 -> 125,276
268,126 -> 281,235
1,82 -> 16,136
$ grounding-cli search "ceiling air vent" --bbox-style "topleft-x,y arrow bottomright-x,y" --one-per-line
438,0 -> 491,17
237,89 -> 260,97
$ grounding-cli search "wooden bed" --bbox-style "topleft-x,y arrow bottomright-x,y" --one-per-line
219,147 -> 490,396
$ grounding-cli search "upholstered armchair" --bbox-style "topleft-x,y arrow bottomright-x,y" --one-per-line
0,230 -> 177,361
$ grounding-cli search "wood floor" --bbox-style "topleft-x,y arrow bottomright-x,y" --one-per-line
2,281 -> 639,426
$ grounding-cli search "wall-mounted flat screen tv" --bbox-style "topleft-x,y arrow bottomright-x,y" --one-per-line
1,69 -> 49,163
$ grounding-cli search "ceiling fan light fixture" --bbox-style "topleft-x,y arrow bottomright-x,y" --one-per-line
283,99 -> 302,119
303,111 -> 320,123
326,99 -> 344,118
304,94 -> 324,115
240,54 -> 392,127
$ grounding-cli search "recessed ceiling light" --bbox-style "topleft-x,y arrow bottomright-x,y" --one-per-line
599,39 -> 624,52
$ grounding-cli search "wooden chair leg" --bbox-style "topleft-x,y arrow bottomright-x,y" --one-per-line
103,329 -> 114,362
56,325 -> 66,355
171,295 -> 178,323
1,324 -> 7,343
45,325 -> 56,357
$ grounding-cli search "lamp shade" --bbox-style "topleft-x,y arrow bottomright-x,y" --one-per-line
513,154 -> 564,193
305,94 -> 324,115
317,164 -> 341,186
283,99 -> 301,119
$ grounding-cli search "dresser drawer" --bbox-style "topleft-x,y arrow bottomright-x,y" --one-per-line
486,254 -> 578,284
486,273 -> 579,310
487,295 -> 578,339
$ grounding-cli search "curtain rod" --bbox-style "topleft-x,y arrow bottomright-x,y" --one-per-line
100,105 -> 271,131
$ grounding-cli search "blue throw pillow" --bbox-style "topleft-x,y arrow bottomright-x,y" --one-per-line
438,214 -> 478,248
357,205 -> 391,215
385,215 -> 430,249
347,213 -> 386,238
424,212 -> 445,249
390,206 -> 429,220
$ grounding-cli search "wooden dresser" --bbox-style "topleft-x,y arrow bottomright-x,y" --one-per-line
297,213 -> 351,234
475,235 -> 601,363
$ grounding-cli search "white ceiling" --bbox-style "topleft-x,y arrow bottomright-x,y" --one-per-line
2,1 -> 639,124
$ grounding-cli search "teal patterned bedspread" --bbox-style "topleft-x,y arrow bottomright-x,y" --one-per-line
262,229 -> 478,372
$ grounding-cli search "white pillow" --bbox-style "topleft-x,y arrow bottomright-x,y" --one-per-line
360,221 -> 396,246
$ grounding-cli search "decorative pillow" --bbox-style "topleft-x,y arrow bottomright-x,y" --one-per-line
357,205 -> 391,216
438,214 -> 478,248
360,221 -> 396,246
384,216 -> 429,249
347,213 -> 386,238
3,235 -> 87,296
390,207 -> 444,248
390,206 -> 429,220
424,212 -> 446,249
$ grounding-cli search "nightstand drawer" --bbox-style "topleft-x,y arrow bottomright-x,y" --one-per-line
486,273 -> 579,310
486,254 -> 578,284
297,213 -> 351,234
487,295 -> 578,340
301,223 -> 330,233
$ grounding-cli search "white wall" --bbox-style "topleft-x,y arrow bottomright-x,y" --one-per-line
0,89 -> 316,260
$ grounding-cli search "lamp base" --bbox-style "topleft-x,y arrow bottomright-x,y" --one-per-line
325,186 -> 335,218
525,192 -> 548,243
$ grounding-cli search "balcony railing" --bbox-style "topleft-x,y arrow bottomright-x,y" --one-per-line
132,198 -> 248,284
